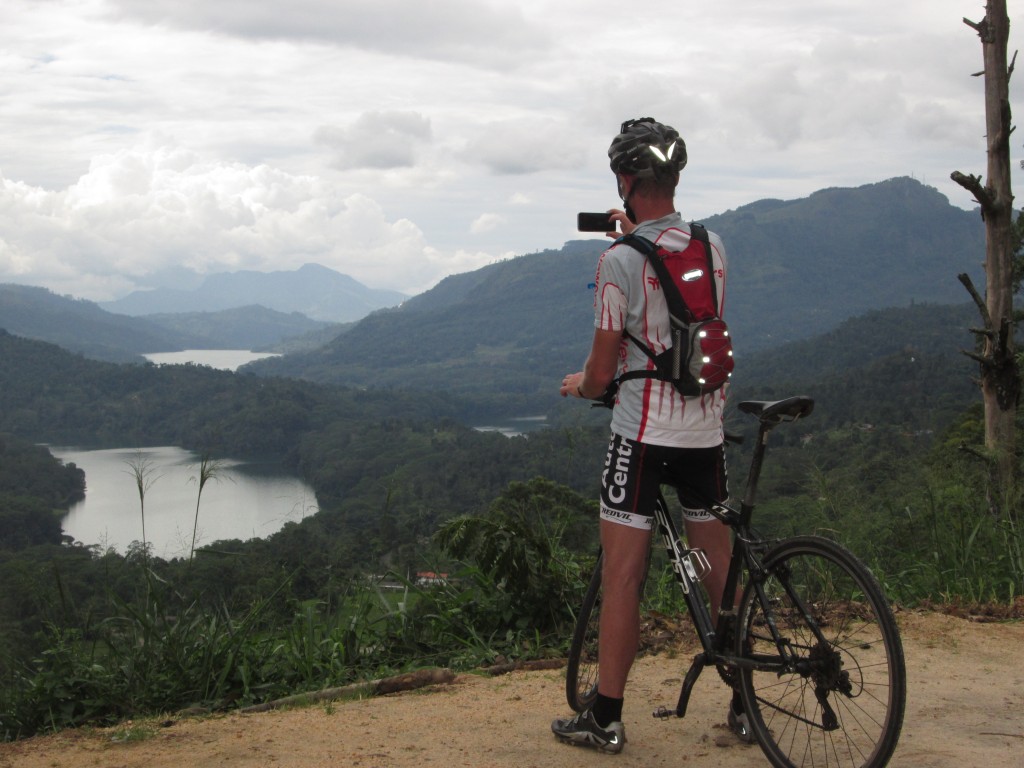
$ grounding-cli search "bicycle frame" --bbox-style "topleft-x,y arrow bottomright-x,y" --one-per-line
566,395 -> 905,767
650,395 -> 816,719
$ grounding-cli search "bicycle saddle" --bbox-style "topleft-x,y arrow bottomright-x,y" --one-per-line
738,396 -> 814,424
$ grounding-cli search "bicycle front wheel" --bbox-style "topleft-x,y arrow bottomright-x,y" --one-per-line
565,551 -> 602,712
737,536 -> 905,768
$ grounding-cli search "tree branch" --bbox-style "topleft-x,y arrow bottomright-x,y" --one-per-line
964,15 -> 994,43
959,272 -> 994,327
962,348 -> 993,366
958,440 -> 992,464
951,171 -> 995,211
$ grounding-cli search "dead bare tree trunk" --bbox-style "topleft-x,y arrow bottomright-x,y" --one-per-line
951,0 -> 1020,492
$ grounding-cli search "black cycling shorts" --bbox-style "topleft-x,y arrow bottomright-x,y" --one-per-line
600,433 -> 728,529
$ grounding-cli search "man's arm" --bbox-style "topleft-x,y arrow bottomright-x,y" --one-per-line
560,328 -> 622,399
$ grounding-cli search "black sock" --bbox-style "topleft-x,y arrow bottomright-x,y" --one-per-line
592,693 -> 623,727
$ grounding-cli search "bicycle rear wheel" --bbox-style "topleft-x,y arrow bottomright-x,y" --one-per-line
565,551 -> 602,712
737,536 -> 905,768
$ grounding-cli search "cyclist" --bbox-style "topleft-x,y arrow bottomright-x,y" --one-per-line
553,117 -> 744,753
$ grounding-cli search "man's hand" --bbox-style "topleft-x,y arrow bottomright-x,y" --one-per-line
560,372 -> 586,398
606,209 -> 635,238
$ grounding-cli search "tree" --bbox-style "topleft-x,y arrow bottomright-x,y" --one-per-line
951,0 -> 1021,492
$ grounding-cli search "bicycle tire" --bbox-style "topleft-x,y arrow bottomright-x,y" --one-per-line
736,535 -> 905,768
565,551 -> 602,712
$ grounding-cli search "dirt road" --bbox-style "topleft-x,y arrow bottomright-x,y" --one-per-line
1,611 -> 1021,768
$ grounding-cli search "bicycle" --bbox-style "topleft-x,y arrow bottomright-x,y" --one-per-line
565,395 -> 906,768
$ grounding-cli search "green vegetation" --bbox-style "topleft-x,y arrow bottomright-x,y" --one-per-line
0,285 -> 1021,743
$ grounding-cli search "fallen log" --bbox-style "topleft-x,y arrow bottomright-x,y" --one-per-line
239,667 -> 456,714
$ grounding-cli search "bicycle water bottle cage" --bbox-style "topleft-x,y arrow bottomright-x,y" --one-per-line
682,548 -> 711,582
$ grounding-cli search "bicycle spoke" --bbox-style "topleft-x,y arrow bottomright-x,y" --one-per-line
565,552 -> 603,712
738,536 -> 905,768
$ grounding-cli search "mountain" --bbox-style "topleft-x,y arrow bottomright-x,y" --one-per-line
0,284 -> 196,363
143,306 -> 333,350
0,299 -> 982,451
729,301 -> 979,435
0,286 -> 340,362
704,177 -> 985,350
249,177 -> 987,410
100,263 -> 407,323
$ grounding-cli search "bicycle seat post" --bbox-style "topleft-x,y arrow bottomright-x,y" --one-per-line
736,421 -> 772,521
736,397 -> 815,521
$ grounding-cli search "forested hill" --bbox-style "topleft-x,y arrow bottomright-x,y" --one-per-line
250,177 -> 984,410
703,177 -> 982,348
731,301 -> 978,437
0,284 -> 197,363
0,285 -> 332,362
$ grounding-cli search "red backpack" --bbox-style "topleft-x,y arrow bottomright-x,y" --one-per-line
615,224 -> 734,397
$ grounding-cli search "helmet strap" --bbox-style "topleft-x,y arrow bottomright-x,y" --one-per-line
617,175 -> 638,223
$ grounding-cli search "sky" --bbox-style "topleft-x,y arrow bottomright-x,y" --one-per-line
1,0 -> 1020,302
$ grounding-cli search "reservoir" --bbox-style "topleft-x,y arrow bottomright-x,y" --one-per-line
53,446 -> 318,560
142,349 -> 280,371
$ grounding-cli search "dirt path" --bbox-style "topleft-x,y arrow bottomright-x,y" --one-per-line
1,611 -> 1021,768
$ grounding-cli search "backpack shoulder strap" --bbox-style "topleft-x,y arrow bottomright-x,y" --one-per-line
616,233 -> 690,326
618,225 -> 717,315
686,222 -> 720,311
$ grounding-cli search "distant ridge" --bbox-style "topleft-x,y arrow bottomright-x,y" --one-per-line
4,178 -> 987,377
0,286 -> 334,362
250,177 -> 986,409
0,284 -> 192,362
101,263 -> 407,323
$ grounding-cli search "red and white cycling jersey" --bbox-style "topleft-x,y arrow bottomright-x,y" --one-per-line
594,212 -> 728,447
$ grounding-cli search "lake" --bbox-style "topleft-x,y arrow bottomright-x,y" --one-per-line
472,416 -> 549,438
142,349 -> 280,371
53,446 -> 318,559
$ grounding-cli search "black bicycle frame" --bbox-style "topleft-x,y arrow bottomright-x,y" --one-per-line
651,403 -> 812,718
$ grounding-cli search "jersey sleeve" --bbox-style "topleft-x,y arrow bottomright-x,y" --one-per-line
707,231 -> 728,316
593,247 -> 629,332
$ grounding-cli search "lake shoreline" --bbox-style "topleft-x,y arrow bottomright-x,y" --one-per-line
51,445 -> 318,560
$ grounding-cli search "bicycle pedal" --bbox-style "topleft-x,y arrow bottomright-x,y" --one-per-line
652,706 -> 674,719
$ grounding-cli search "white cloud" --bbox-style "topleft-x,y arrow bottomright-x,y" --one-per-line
0,141 -> 498,299
314,111 -> 433,171
462,118 -> 587,175
103,0 -> 550,69
1,0 -> 1019,302
470,213 -> 504,234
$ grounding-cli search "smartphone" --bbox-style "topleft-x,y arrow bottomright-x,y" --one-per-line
577,212 -> 615,232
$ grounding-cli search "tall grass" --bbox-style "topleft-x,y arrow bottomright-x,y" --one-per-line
0,557 -> 587,741
188,454 -> 224,567
124,452 -> 160,566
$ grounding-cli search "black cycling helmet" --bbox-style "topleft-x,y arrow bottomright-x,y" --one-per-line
608,117 -> 687,179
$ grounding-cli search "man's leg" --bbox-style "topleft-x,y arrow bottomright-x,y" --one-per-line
597,517 -> 652,698
552,434 -> 653,753
683,516 -> 733,618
